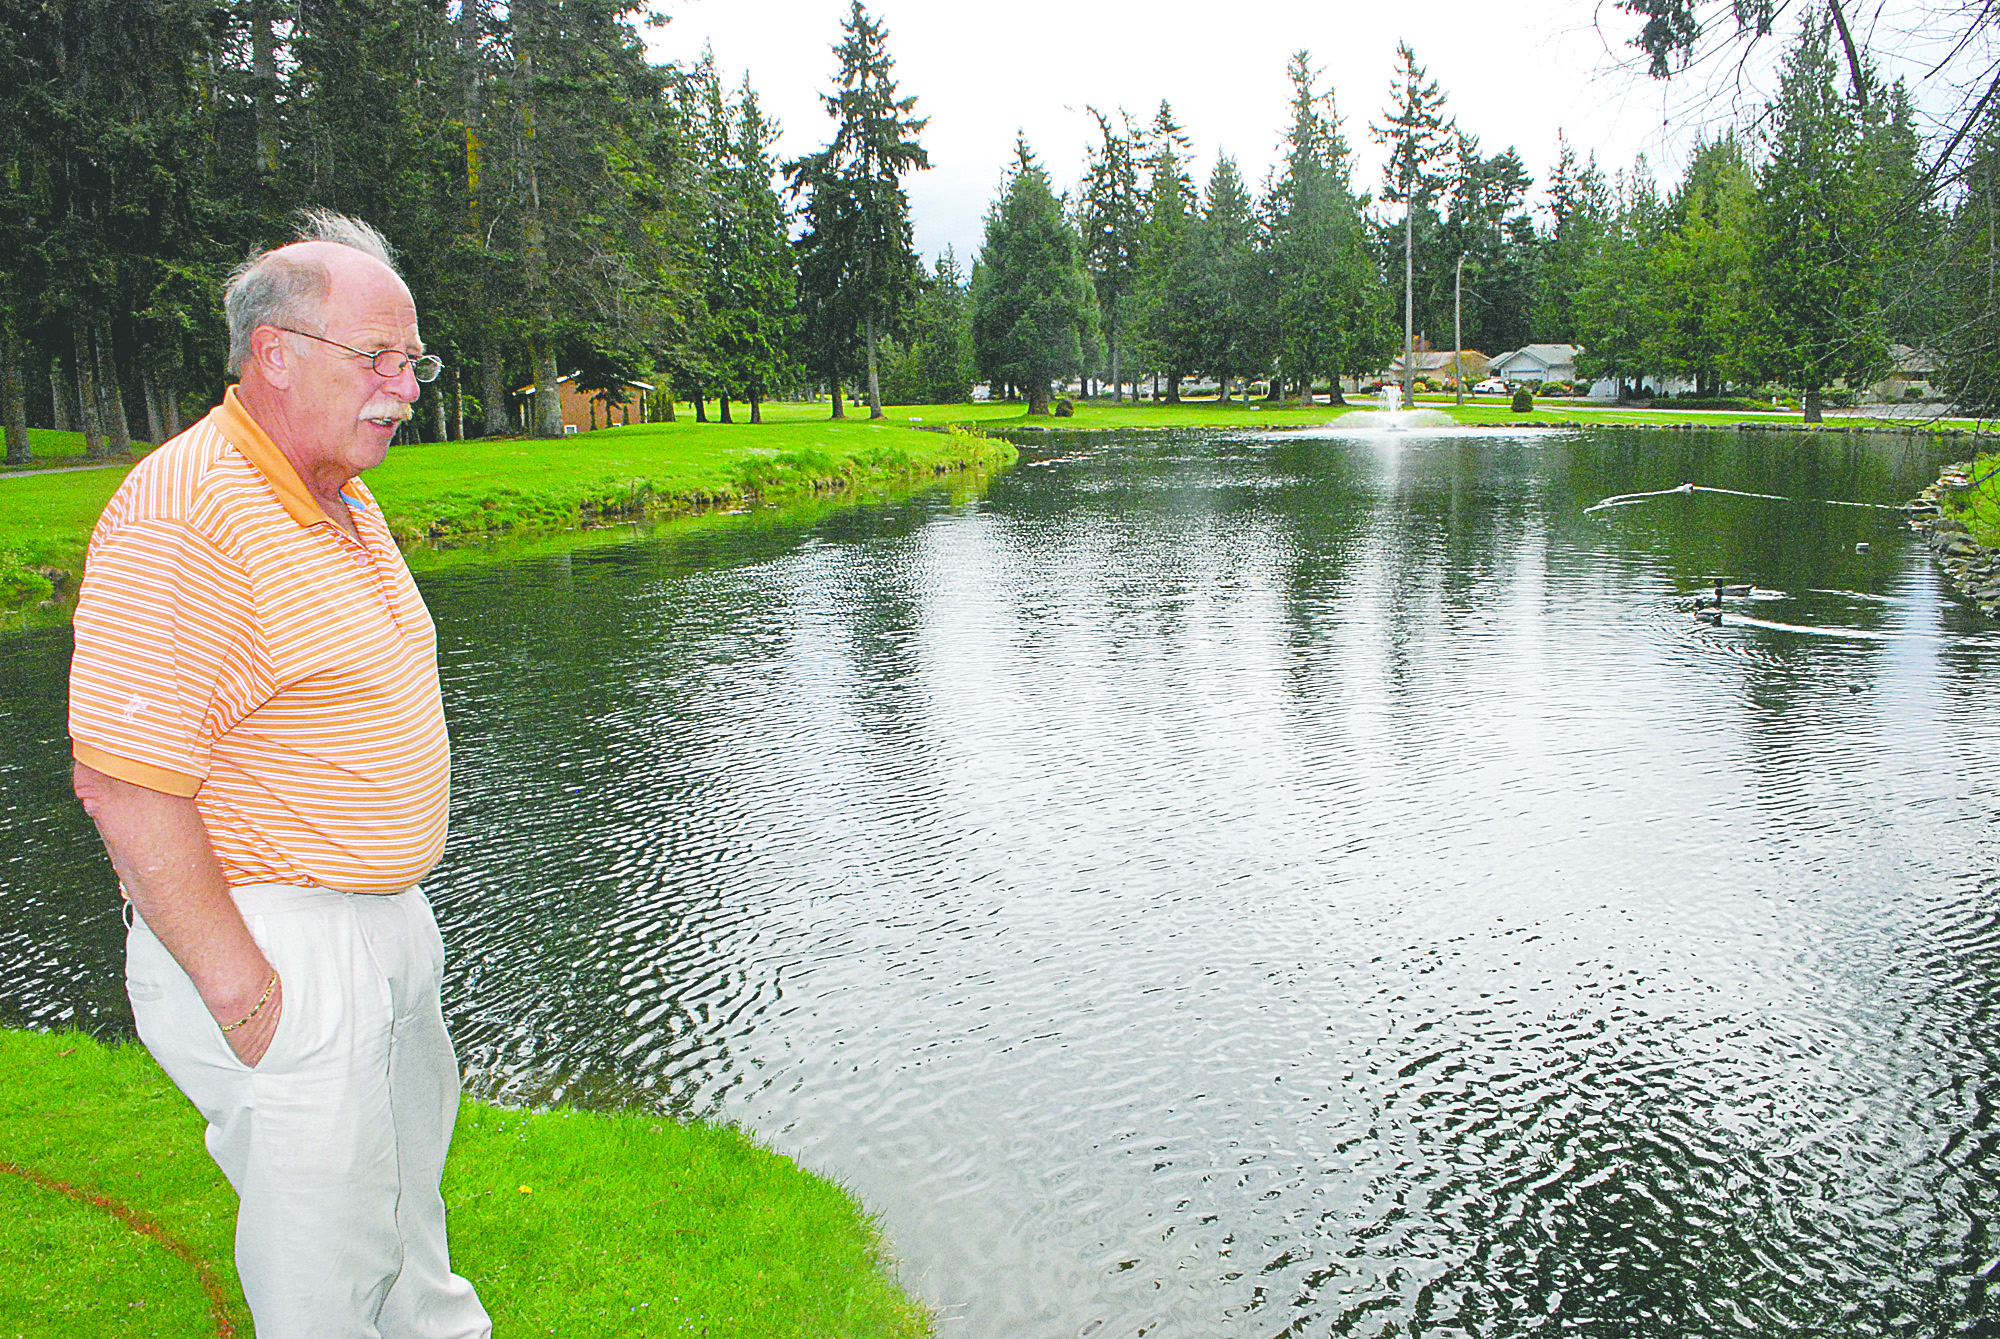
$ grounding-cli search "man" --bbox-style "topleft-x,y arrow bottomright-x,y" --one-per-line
68,211 -> 490,1338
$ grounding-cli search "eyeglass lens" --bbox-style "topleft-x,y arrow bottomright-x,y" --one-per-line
371,350 -> 444,383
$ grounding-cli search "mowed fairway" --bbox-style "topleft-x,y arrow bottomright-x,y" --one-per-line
0,410 -> 1015,618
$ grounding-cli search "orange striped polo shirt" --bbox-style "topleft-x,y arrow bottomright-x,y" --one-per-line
68,387 -> 449,894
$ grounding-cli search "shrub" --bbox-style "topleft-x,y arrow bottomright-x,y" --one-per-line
1053,398 -> 1074,417
1510,387 -> 1534,413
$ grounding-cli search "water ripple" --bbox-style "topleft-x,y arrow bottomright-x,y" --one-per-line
4,431 -> 1998,1336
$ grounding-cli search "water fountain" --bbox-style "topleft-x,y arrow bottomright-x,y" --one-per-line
1323,381 -> 1457,433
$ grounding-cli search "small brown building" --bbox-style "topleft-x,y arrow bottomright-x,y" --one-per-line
516,373 -> 655,434
1388,349 -> 1490,384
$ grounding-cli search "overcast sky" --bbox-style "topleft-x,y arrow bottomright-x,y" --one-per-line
642,0 -> 1961,264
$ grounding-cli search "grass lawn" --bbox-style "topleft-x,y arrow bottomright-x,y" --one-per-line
0,412 -> 1015,620
1940,451 -> 2000,547
0,1028 -> 931,1338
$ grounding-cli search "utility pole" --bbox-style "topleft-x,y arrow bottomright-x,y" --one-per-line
1403,205 -> 1415,406
1454,252 -> 1466,407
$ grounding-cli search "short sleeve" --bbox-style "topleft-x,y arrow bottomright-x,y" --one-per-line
69,518 -> 266,796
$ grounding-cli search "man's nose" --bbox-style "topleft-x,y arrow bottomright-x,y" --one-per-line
383,362 -> 422,400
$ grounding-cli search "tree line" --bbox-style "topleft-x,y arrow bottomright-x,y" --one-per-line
964,11 -> 1987,425
2,0 -> 1994,466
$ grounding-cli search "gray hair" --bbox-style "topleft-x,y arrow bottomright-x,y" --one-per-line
223,210 -> 402,377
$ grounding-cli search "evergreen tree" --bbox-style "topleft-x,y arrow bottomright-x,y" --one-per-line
787,0 -> 928,420
0,0 -> 713,447
1644,135 -> 1756,396
1439,133 -> 1535,362
1859,78 -> 1940,350
1532,135 -> 1612,343
684,60 -> 795,424
1936,108 -> 2000,413
1573,162 -> 1669,395
1371,42 -> 1454,402
1133,101 -> 1198,401
1264,51 -> 1389,406
1079,107 -> 1145,400
881,249 -> 974,404
0,0 -> 46,462
451,0 -> 529,438
14,0 -> 230,457
1749,7 -> 1886,422
971,138 -> 1098,415
1182,155 -> 1266,401
289,0 -> 475,441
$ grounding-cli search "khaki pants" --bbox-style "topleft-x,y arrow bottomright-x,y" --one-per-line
126,883 -> 491,1339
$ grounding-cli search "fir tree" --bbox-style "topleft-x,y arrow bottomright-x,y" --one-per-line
1645,135 -> 1756,396
1573,162 -> 1669,395
1134,101 -> 1198,401
686,61 -> 795,424
787,0 -> 928,420
1937,108 -> 2000,413
1264,51 -> 1389,406
1532,135 -> 1611,343
971,138 -> 1098,415
1439,133 -> 1534,363
1079,107 -> 1145,401
882,249 -> 974,405
1749,7 -> 1885,422
1182,155 -> 1265,402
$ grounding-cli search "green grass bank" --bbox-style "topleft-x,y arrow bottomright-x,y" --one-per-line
1943,451 -> 2000,548
0,1028 -> 931,1337
0,409 -> 1016,621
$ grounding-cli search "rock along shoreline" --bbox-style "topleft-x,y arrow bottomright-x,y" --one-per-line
1908,460 -> 2000,619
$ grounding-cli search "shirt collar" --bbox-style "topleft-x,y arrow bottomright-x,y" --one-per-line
214,385 -> 335,530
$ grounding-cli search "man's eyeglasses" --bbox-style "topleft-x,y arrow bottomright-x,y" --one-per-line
274,327 -> 443,383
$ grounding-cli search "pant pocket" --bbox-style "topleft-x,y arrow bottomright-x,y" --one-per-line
243,916 -> 312,1074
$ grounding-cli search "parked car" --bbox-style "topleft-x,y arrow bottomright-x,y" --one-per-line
1473,378 -> 1509,395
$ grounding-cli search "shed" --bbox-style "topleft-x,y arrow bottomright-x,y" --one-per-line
516,373 -> 656,433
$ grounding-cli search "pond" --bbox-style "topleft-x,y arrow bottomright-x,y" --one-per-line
5,424 -> 2000,1337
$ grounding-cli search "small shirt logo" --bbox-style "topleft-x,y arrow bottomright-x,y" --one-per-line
120,696 -> 152,722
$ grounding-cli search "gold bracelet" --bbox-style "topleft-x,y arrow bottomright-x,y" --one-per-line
218,971 -> 279,1034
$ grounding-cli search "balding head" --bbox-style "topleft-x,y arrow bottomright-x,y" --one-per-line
224,212 -> 403,378
230,214 -> 424,510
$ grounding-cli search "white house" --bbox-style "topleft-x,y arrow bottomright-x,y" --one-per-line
1868,344 -> 1939,401
1488,344 -> 1582,384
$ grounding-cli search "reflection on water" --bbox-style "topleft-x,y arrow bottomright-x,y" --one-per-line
5,427 -> 2000,1336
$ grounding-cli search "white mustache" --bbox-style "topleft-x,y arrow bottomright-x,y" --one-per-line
361,406 -> 413,423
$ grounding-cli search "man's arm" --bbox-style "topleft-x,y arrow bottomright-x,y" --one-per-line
73,760 -> 282,1066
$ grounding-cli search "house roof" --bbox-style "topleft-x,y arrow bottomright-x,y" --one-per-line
1390,350 -> 1488,372
1492,344 -> 1581,370
515,372 -> 656,395
1886,343 -> 1937,375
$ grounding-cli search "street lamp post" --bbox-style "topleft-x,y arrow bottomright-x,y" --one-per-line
1454,252 -> 1466,408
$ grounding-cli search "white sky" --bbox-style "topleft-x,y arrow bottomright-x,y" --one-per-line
644,0 -> 1973,263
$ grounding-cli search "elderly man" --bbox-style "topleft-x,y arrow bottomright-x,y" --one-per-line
68,212 -> 490,1338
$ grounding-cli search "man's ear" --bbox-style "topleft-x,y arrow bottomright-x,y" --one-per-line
247,325 -> 294,389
